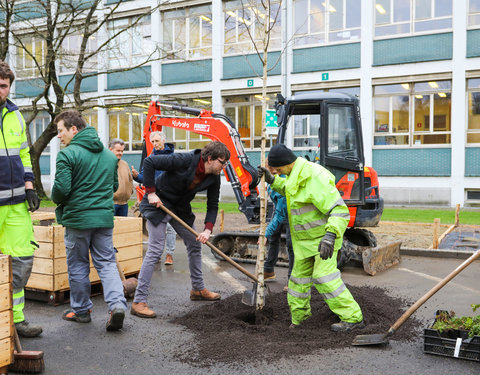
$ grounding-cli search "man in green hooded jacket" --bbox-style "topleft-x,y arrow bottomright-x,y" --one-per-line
258,144 -> 364,332
51,110 -> 127,331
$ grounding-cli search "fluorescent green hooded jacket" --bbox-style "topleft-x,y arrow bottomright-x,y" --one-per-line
271,157 -> 350,260
51,127 -> 118,229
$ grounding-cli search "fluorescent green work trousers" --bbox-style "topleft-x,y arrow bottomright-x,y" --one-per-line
287,253 -> 363,326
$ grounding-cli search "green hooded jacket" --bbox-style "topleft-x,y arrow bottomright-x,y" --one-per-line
271,157 -> 350,260
51,127 -> 118,229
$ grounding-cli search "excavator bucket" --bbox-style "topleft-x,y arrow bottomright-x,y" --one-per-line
361,241 -> 402,276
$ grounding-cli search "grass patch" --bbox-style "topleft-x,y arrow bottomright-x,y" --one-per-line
40,199 -> 56,208
191,201 -> 239,213
382,208 -> 479,225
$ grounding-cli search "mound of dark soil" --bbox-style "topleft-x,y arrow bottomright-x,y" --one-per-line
172,285 -> 423,366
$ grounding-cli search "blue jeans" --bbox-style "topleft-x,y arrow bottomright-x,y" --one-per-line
64,227 -> 127,314
114,204 -> 129,217
165,223 -> 176,255
134,215 -> 204,303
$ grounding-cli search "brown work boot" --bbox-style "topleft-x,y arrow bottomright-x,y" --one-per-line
264,271 -> 276,281
164,254 -> 173,265
190,288 -> 221,301
130,302 -> 156,318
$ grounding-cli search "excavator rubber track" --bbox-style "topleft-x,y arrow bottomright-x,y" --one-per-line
210,228 -> 401,275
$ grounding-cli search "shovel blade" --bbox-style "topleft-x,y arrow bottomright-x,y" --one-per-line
362,241 -> 402,276
352,333 -> 389,346
241,289 -> 255,306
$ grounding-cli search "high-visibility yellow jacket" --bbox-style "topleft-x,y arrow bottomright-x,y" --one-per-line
271,157 -> 350,260
0,99 -> 33,207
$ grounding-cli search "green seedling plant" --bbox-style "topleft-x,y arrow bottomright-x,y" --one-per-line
433,304 -> 480,338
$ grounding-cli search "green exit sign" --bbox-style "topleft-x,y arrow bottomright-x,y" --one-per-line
247,79 -> 254,87
322,73 -> 329,81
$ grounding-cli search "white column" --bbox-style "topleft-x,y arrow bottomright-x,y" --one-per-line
211,0 -> 223,113
450,0 -> 467,207
360,0 -> 374,167
284,0 -> 294,148
151,3 -> 162,91
97,5 -> 108,146
49,137 -> 59,194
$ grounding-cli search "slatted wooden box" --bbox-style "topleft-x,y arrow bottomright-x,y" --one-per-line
26,212 -> 143,301
0,255 -> 14,369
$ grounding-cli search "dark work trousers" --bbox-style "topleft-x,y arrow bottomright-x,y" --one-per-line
264,222 -> 294,279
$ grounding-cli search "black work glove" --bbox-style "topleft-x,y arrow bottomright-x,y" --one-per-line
25,189 -> 40,212
318,232 -> 336,260
257,166 -> 275,184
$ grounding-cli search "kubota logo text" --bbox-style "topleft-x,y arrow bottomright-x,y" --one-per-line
172,120 -> 189,128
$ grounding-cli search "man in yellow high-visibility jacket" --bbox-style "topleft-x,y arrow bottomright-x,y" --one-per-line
258,144 -> 364,332
0,61 -> 42,337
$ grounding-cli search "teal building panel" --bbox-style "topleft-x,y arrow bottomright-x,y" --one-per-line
373,33 -> 452,66
465,148 -> 480,176
467,30 -> 480,58
0,10 -> 5,23
162,60 -> 212,85
223,52 -> 281,79
14,2 -> 46,20
293,43 -> 360,73
122,154 -> 143,171
59,74 -> 98,93
107,66 -> 151,90
245,149 -> 317,168
372,148 -> 451,176
14,79 -> 45,98
40,155 -> 50,175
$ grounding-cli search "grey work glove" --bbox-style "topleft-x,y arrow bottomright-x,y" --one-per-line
25,189 -> 40,212
257,166 -> 275,184
318,232 -> 336,260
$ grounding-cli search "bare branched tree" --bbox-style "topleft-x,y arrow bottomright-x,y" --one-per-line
0,0 -> 165,196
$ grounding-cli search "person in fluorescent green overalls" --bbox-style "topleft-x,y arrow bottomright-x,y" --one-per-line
0,61 -> 42,337
258,144 -> 364,332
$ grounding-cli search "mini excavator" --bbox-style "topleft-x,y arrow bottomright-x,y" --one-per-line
135,93 -> 400,275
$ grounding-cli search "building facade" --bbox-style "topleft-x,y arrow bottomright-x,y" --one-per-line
4,0 -> 480,207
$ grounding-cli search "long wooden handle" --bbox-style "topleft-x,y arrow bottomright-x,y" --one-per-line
13,326 -> 22,354
157,203 -> 260,284
390,249 -> 480,333
115,257 -> 126,282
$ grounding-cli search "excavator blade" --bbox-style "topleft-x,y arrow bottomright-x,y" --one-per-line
361,241 -> 402,276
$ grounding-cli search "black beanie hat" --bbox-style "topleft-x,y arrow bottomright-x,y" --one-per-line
268,144 -> 297,167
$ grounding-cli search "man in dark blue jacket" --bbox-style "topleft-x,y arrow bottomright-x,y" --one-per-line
132,131 -> 176,265
131,141 -> 230,318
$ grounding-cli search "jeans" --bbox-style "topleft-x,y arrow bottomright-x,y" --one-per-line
165,223 -> 176,255
114,204 -> 129,217
264,222 -> 294,279
134,215 -> 204,303
64,227 -> 127,314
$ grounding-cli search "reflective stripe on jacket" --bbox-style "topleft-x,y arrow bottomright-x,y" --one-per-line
0,99 -> 33,207
271,157 -> 350,260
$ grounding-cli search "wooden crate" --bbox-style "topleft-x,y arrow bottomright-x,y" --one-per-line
26,213 -> 143,297
0,255 -> 14,370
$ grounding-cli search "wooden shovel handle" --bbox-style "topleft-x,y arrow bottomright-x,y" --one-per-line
390,249 -> 480,333
157,203 -> 260,284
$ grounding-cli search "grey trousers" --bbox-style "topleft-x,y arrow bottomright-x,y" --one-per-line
165,223 -> 176,255
64,228 -> 127,314
134,215 -> 204,303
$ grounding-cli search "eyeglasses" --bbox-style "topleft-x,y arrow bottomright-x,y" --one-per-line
217,159 -> 228,166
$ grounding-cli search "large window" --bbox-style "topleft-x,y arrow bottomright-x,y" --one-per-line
25,112 -> 50,152
373,81 -> 451,147
15,35 -> 46,79
107,15 -> 151,69
59,32 -> 97,74
224,0 -> 281,55
292,87 -> 360,148
224,94 -> 275,149
108,107 -> 145,152
293,0 -> 360,47
375,0 -> 452,38
163,5 -> 212,60
467,79 -> 480,144
469,0 -> 480,27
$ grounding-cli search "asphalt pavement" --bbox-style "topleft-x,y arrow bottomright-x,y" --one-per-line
17,240 -> 480,375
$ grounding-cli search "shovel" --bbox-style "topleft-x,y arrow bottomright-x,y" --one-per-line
352,248 -> 480,346
114,248 -> 138,299
156,203 -> 264,306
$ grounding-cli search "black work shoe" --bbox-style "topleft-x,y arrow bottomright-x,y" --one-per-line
331,320 -> 365,332
106,308 -> 125,331
15,320 -> 43,337
62,309 -> 92,323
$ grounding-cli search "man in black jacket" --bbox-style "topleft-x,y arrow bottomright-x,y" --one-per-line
131,141 -> 230,318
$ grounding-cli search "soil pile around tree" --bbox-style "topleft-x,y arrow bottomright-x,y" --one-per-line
172,285 -> 423,366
